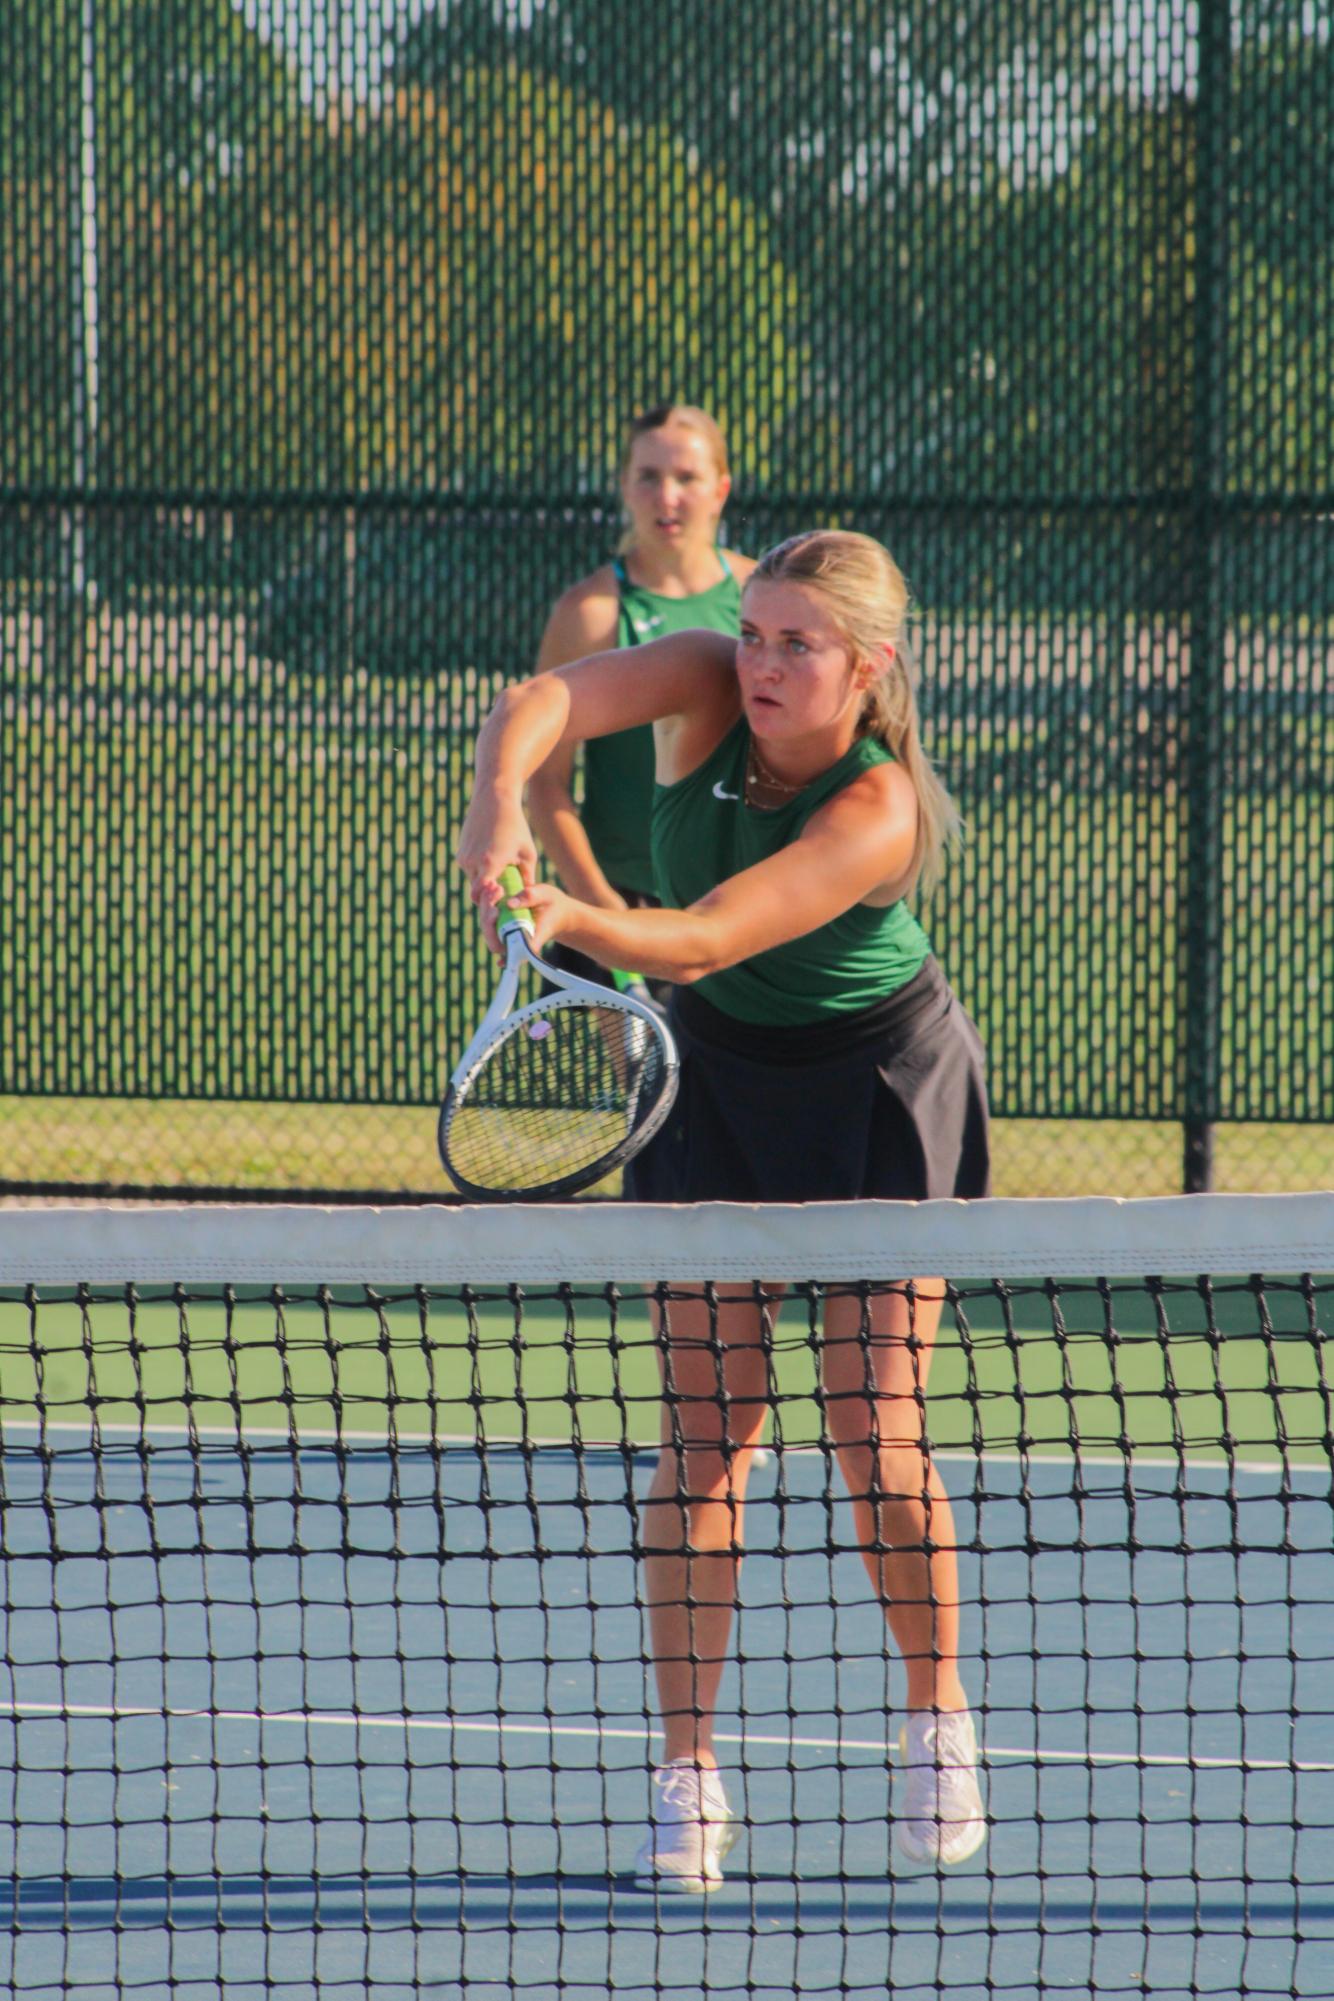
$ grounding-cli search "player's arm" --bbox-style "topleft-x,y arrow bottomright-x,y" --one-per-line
456,629 -> 736,909
501,762 -> 921,978
524,581 -> 625,908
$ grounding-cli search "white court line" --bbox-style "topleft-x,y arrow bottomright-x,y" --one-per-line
2,1699 -> 1329,1775
2,1420 -> 1329,1481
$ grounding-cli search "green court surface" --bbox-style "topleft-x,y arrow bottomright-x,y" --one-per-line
1,1275 -> 1328,1466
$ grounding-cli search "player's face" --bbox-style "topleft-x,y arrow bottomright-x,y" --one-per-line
621,425 -> 730,553
737,579 -> 865,741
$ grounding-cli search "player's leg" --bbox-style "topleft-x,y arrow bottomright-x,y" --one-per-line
641,1280 -> 779,1767
821,1278 -> 985,1865
820,1277 -> 963,1712
634,1281 -> 779,1890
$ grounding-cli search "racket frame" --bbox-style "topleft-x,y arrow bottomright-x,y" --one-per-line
439,885 -> 678,1201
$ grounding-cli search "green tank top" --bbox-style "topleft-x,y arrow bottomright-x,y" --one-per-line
651,717 -> 932,1026
580,553 -> 742,896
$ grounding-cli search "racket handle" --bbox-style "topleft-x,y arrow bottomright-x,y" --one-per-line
497,864 -> 535,936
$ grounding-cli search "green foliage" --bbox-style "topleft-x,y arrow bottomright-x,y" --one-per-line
292,59 -> 809,489
92,0 -> 316,484
0,0 -> 308,486
0,2 -> 78,483
392,1 -> 1333,501
3,5 -> 807,494
6,3 -> 1330,505
1226,33 -> 1334,490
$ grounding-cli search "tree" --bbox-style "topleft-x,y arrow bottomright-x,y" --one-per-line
1,0 -> 80,488
388,0 -> 1333,523
231,60 -> 812,668
86,40 -> 807,491
389,0 -> 1144,498
1226,30 -> 1334,495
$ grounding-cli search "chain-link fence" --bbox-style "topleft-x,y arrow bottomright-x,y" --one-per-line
2,2 -> 1331,1198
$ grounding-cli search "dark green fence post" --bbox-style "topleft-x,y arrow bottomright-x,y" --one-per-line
1182,3 -> 1230,1194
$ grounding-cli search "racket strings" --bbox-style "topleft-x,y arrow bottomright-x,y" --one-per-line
445,1000 -> 669,1194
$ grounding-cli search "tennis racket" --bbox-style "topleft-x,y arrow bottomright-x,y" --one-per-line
439,866 -> 679,1200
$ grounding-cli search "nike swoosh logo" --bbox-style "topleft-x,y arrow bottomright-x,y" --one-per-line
712,781 -> 740,801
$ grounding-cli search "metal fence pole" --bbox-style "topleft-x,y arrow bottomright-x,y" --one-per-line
1182,2 -> 1230,1193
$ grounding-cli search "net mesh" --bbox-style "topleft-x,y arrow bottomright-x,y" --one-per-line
1,1196 -> 1330,1998
442,995 -> 673,1196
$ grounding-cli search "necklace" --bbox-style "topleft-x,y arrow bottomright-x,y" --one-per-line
745,738 -> 805,806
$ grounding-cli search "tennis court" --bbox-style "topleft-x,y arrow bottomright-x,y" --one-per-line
2,1199 -> 1331,1999
4,9 -> 1333,2000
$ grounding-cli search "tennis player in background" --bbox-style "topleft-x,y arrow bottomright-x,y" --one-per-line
456,529 -> 989,1887
526,403 -> 754,988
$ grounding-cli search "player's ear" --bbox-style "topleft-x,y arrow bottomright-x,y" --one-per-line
854,644 -> 894,690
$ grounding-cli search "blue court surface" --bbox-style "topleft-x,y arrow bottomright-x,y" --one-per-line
0,1438 -> 1331,2001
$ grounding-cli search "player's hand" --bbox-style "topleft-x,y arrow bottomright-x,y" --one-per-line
455,790 -> 537,916
479,879 -> 572,959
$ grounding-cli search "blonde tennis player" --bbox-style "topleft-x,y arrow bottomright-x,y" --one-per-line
457,529 -> 989,1887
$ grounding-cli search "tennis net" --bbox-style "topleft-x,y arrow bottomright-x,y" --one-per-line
1,1195 -> 1331,2000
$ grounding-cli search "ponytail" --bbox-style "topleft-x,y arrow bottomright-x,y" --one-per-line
856,626 -> 960,898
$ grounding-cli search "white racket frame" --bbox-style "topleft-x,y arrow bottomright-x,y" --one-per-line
439,888 -> 678,1200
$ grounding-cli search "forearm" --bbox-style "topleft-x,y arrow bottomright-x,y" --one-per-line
556,900 -> 723,985
474,679 -> 571,801
526,783 -> 625,909
457,680 -> 574,889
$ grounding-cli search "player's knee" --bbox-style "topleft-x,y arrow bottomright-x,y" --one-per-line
646,1443 -> 758,1509
834,1435 -> 933,1503
638,1487 -> 747,1559
823,1389 -> 927,1453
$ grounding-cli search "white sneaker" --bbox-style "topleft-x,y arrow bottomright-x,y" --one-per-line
633,1760 -> 739,1893
895,1709 -> 987,1866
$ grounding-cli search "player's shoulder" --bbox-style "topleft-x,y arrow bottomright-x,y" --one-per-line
815,745 -> 914,818
540,566 -> 621,655
799,747 -> 918,892
549,564 -> 620,625
723,550 -> 759,586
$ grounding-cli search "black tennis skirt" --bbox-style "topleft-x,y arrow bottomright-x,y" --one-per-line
625,957 -> 990,1204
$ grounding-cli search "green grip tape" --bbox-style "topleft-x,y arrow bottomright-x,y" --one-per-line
497,864 -> 534,934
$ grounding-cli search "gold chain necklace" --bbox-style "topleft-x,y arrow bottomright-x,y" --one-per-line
745,738 -> 804,803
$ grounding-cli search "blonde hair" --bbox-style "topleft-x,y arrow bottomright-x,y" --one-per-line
751,530 -> 960,897
616,404 -> 731,554
620,402 -> 731,477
